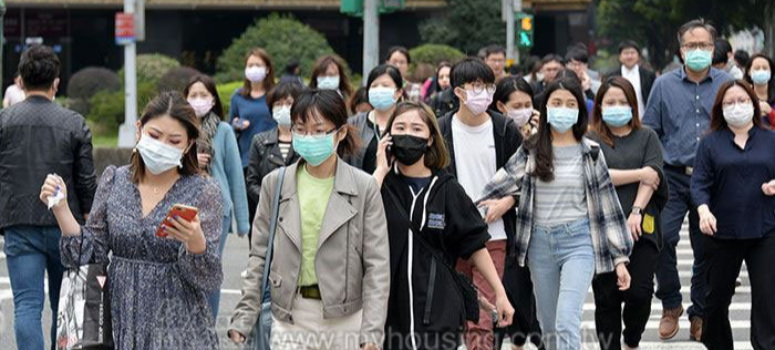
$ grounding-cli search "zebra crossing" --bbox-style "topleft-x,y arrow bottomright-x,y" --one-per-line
491,220 -> 753,350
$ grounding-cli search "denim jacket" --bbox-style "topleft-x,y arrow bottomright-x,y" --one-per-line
478,137 -> 633,274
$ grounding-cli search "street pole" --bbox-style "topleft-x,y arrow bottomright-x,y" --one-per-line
506,0 -> 514,61
117,0 -> 138,148
363,0 -> 379,85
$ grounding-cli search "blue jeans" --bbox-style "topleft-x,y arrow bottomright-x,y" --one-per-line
528,218 -> 595,350
4,226 -> 66,350
207,216 -> 230,320
655,168 -> 705,318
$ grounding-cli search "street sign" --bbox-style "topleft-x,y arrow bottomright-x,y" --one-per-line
517,13 -> 534,48
341,0 -> 404,17
115,12 -> 135,45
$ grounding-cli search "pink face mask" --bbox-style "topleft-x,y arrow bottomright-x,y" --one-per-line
464,89 -> 494,116
508,108 -> 533,127
188,98 -> 213,118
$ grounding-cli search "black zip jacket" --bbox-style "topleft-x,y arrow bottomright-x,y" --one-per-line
382,168 -> 490,348
437,109 -> 523,257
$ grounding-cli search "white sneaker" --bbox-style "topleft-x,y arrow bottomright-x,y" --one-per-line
240,269 -> 248,278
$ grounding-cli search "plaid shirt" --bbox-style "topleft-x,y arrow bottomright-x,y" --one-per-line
478,138 -> 633,274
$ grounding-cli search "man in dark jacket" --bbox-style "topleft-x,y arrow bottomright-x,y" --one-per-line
437,57 -> 525,350
606,40 -> 657,116
0,45 -> 97,350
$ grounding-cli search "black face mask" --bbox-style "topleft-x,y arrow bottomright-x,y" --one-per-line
391,134 -> 430,165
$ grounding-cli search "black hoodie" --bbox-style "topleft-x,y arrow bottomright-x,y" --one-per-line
381,167 -> 490,348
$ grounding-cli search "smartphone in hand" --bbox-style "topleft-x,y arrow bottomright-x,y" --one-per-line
156,204 -> 198,238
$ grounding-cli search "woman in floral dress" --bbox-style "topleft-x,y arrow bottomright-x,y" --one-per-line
39,91 -> 223,349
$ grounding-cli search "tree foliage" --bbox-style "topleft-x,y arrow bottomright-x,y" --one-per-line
597,0 -> 769,70
419,0 -> 505,56
409,44 -> 466,67
216,14 -> 335,83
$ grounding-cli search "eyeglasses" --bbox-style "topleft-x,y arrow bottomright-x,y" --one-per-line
468,82 -> 497,94
722,99 -> 752,109
681,42 -> 714,51
291,125 -> 339,137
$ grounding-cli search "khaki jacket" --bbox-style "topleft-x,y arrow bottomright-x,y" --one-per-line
229,159 -> 390,345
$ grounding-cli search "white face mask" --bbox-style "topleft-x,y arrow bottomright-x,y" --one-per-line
245,66 -> 267,83
272,106 -> 292,127
722,102 -> 755,128
135,133 -> 185,175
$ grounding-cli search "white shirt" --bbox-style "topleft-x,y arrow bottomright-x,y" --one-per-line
451,115 -> 507,241
4,84 -> 25,106
621,64 -> 646,117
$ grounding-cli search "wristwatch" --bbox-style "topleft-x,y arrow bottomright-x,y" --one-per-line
631,206 -> 643,215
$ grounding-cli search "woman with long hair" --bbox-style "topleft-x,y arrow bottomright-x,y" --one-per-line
183,74 -> 250,318
229,48 -> 277,170
478,77 -> 633,350
309,54 -> 354,101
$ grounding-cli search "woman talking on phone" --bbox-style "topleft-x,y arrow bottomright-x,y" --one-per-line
39,91 -> 224,349
373,102 -> 514,350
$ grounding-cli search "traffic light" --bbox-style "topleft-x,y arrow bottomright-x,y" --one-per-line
517,13 -> 534,48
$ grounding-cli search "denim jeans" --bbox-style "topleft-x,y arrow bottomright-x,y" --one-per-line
4,225 -> 66,350
655,168 -> 705,318
207,216 -> 230,320
528,218 -> 595,350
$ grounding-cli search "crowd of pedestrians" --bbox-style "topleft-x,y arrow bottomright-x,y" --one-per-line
1,16 -> 774,350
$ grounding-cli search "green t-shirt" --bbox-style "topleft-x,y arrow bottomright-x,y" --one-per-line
297,165 -> 334,287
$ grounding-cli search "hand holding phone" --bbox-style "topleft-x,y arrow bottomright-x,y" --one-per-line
156,204 -> 198,238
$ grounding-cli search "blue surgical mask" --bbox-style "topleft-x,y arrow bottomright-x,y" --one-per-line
547,107 -> 579,133
601,106 -> 633,127
292,131 -> 337,166
317,76 -> 340,90
369,87 -> 397,111
685,50 -> 712,72
752,70 -> 771,85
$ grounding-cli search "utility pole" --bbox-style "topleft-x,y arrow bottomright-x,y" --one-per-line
117,0 -> 139,148
363,0 -> 379,85
506,0 -> 515,61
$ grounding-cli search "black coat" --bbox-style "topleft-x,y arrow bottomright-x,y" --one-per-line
245,128 -> 299,220
606,65 -> 657,106
0,96 -> 97,229
382,169 -> 489,347
437,110 -> 523,257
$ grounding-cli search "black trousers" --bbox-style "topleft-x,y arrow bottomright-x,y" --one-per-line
592,239 -> 659,350
702,233 -> 775,350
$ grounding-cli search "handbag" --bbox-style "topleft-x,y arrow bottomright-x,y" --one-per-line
246,166 -> 286,350
56,237 -> 113,349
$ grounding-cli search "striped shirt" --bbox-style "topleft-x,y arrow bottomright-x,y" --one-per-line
477,138 -> 633,274
278,141 -> 291,160
534,145 -> 588,225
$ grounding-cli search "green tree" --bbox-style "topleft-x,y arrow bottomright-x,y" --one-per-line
419,0 -> 505,56
216,14 -> 335,83
597,0 -> 769,70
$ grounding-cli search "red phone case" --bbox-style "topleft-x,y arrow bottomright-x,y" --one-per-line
156,204 -> 198,237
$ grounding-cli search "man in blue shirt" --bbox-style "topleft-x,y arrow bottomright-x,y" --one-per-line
643,19 -> 734,343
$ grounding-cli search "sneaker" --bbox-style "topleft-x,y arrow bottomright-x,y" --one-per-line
240,269 -> 248,278
690,316 -> 703,342
659,306 -> 684,340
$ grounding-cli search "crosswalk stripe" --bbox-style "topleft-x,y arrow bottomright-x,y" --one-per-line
583,302 -> 751,311
581,320 -> 750,330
